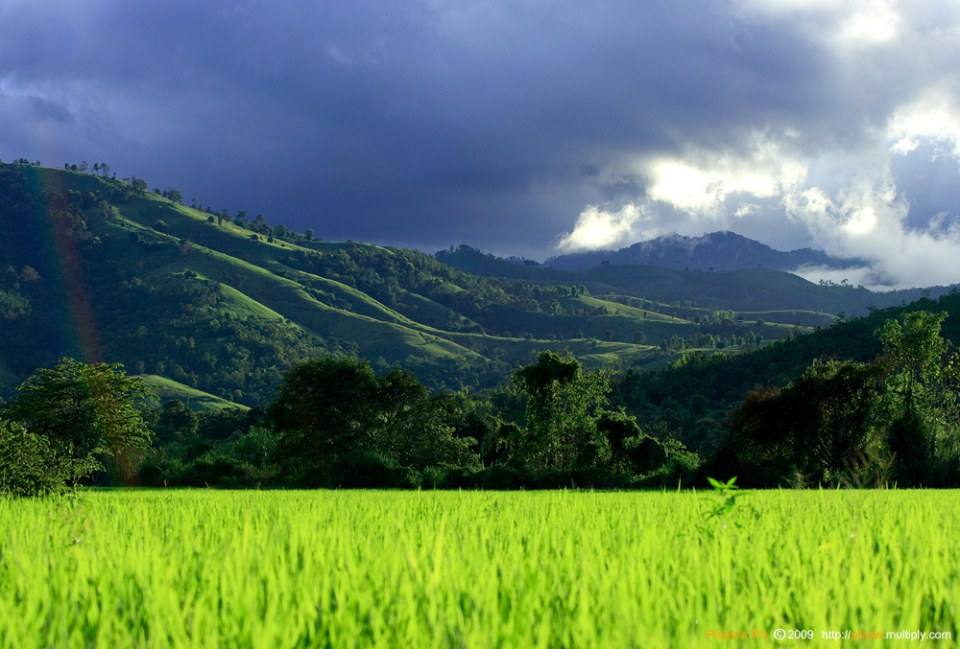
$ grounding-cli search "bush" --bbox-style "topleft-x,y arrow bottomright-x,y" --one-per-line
331,450 -> 413,488
0,420 -> 99,496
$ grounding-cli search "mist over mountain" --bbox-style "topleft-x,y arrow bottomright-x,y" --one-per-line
545,231 -> 864,274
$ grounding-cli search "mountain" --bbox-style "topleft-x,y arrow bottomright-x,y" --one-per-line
544,231 -> 861,272
437,246 -> 951,324
0,162 -> 692,401
435,245 -> 570,281
0,162 -> 949,407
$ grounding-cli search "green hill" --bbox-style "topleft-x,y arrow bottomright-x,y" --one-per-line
0,161 -> 948,405
0,163 -> 663,400
615,293 -> 960,453
137,375 -> 249,412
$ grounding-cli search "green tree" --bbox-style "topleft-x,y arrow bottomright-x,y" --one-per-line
154,400 -> 198,445
0,419 -> 100,495
596,409 -> 666,475
130,177 -> 148,194
1,358 -> 152,483
718,359 -> 882,487
268,357 -> 381,484
377,370 -> 479,471
876,311 -> 960,485
512,352 -> 611,470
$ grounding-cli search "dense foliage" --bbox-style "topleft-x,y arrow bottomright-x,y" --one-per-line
0,351 -> 697,492
3,305 -> 960,492
0,359 -> 150,493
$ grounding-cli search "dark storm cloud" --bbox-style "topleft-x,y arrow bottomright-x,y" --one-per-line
2,0 -> 960,278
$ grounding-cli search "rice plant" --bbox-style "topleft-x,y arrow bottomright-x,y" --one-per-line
0,490 -> 956,647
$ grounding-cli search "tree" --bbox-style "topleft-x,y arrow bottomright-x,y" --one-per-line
717,360 -> 882,487
154,400 -> 198,445
512,352 -> 611,470
875,311 -> 960,485
376,370 -> 478,471
268,357 -> 381,484
0,419 -> 100,495
130,177 -> 148,194
1,359 -> 152,483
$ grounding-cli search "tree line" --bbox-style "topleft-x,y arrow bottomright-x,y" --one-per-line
1,309 -> 958,495
0,352 -> 695,495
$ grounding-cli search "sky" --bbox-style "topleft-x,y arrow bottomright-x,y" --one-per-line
2,0 -> 960,288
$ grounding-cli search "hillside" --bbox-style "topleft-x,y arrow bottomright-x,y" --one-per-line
616,292 -> 960,453
0,163 -> 676,401
137,375 -> 249,412
437,246 -> 949,324
1,162 -> 950,406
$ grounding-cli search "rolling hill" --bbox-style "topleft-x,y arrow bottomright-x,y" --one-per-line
0,161 -> 951,406
0,162 -> 670,401
138,375 -> 249,412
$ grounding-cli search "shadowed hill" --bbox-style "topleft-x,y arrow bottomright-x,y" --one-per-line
615,293 -> 960,453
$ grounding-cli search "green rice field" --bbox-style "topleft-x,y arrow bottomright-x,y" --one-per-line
0,490 -> 956,647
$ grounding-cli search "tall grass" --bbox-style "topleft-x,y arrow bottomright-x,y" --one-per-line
0,490 -> 956,647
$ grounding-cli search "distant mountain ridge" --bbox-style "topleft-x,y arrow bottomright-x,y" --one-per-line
544,231 -> 861,273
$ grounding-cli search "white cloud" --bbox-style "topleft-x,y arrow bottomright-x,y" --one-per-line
641,140 -> 807,214
557,203 -> 652,251
842,206 -> 879,235
888,90 -> 960,158
783,173 -> 960,289
557,1 -> 960,286
839,2 -> 900,45
797,265 -> 876,289
561,116 -> 960,288
737,0 -> 902,46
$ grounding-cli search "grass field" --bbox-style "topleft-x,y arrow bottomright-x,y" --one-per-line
0,490 -> 956,648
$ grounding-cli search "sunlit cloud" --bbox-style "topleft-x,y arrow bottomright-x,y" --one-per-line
888,90 -> 960,158
642,141 -> 807,214
557,203 -> 654,251
838,2 -> 900,45
737,0 -> 902,46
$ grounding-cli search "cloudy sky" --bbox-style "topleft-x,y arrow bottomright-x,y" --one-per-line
2,0 -> 960,287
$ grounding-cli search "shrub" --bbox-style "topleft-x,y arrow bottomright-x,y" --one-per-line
0,420 -> 99,496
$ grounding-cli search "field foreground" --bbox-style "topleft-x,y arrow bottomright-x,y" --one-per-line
0,490 -> 957,648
